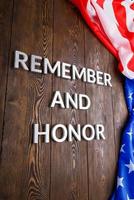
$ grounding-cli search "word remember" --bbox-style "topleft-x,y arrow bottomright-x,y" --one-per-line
14,50 -> 112,87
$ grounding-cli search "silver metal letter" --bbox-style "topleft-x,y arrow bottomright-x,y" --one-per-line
14,50 -> 29,71
95,124 -> 105,140
82,125 -> 95,141
72,65 -> 86,82
68,124 -> 81,142
86,68 -> 96,83
79,94 -> 91,110
104,73 -> 112,87
44,58 -> 61,76
50,91 -> 65,108
33,124 -> 50,143
51,124 -> 67,142
61,62 -> 71,79
31,55 -> 42,73
65,93 -> 78,109
96,71 -> 104,85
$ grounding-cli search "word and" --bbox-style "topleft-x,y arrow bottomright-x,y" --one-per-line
50,91 -> 91,110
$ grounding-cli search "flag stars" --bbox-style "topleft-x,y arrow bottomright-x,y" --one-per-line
128,92 -> 133,100
120,144 -> 125,153
126,131 -> 133,140
125,160 -> 134,174
117,177 -> 124,188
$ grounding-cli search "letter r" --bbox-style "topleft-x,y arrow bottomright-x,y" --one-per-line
14,50 -> 29,71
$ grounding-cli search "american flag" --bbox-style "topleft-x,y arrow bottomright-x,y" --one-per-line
111,78 -> 134,200
71,0 -> 134,79
71,0 -> 134,199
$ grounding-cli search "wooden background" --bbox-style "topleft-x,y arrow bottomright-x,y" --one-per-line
0,0 -> 128,199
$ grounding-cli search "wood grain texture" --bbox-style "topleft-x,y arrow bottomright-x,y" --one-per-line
50,1 -> 88,200
0,0 -> 13,156
0,0 -> 53,199
0,0 -> 127,200
84,26 -> 118,200
110,59 -> 128,158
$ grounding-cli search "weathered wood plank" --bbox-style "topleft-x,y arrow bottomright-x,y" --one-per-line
110,59 -> 128,158
0,0 -> 13,155
107,55 -> 128,194
50,1 -> 88,200
0,0 -> 53,199
85,27 -> 117,200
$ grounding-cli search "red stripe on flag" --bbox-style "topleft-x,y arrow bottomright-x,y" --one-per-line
128,55 -> 134,72
130,3 -> 134,10
97,0 -> 104,8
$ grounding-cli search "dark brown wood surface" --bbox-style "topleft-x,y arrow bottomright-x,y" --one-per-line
0,0 -> 128,200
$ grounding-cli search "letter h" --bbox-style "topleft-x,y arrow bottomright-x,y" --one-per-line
33,124 -> 50,143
